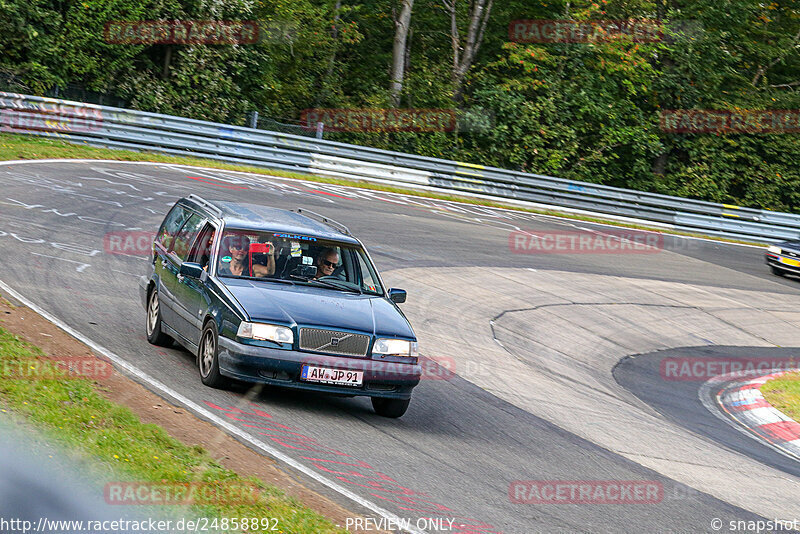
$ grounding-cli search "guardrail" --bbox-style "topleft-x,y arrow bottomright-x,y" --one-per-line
1,91 -> 796,243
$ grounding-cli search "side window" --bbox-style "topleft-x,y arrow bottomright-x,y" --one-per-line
156,205 -> 190,252
169,214 -> 205,262
188,224 -> 216,269
356,253 -> 380,293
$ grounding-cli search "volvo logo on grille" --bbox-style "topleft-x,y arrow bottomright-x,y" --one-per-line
299,328 -> 368,356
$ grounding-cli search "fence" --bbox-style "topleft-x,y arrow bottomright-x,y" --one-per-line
0,91 -> 797,243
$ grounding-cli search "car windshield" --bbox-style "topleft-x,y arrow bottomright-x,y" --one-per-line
215,229 -> 383,295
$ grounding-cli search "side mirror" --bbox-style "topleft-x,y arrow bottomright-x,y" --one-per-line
180,262 -> 204,279
388,288 -> 407,304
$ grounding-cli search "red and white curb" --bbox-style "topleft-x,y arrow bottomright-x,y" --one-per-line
700,370 -> 800,462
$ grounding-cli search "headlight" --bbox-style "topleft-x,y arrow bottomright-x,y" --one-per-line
237,322 -> 293,344
372,338 -> 419,358
768,245 -> 782,254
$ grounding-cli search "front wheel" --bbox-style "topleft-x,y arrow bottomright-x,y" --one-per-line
771,265 -> 786,276
371,397 -> 410,418
146,288 -> 172,346
198,322 -> 228,388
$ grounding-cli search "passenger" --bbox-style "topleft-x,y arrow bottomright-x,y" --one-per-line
200,231 -> 215,271
250,237 -> 277,277
314,248 -> 340,279
218,234 -> 275,277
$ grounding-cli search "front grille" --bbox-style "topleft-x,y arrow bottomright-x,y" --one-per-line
299,328 -> 370,357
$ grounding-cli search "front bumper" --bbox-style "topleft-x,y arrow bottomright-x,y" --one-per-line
765,252 -> 800,275
217,337 -> 421,399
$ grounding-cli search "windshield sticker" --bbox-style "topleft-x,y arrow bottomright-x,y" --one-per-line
275,233 -> 317,242
290,242 -> 302,257
221,256 -> 232,263
302,256 -> 313,265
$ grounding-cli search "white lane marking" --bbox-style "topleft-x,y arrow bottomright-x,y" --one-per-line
0,159 -> 765,249
30,252 -> 91,273
0,278 -> 427,534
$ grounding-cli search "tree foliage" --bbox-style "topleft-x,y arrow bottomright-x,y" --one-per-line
1,0 -> 799,211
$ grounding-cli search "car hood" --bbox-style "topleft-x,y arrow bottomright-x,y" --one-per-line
222,279 -> 415,339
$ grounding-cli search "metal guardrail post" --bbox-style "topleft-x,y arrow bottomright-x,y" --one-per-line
248,111 -> 259,129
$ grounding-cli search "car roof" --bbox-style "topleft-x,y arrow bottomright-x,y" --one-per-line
183,198 -> 360,244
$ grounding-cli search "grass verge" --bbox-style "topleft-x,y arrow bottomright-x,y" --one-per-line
0,325 -> 345,533
0,132 -> 761,246
761,371 -> 800,422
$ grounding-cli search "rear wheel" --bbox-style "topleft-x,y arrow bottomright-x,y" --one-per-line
771,265 -> 786,276
198,321 -> 228,388
146,288 -> 172,346
371,397 -> 410,418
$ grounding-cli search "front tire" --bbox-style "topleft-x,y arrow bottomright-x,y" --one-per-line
771,265 -> 786,276
146,287 -> 172,346
371,397 -> 410,418
198,321 -> 228,388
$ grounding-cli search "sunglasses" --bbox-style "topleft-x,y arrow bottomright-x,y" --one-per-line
321,259 -> 337,268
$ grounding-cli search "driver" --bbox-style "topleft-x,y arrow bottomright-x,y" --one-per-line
314,248 -> 339,279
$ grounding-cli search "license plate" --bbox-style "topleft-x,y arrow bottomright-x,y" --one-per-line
301,365 -> 363,386
780,257 -> 800,267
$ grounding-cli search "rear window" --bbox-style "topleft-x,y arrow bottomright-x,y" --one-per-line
156,205 -> 191,251
170,214 -> 205,262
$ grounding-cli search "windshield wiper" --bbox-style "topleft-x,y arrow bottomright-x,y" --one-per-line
261,277 -> 296,285
304,279 -> 362,294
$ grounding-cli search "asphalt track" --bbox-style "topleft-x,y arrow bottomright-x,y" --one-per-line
0,160 -> 798,533
614,346 -> 800,478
